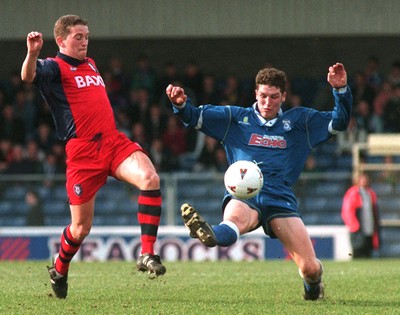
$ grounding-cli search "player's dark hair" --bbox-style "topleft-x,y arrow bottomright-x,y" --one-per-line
54,15 -> 88,40
255,68 -> 287,93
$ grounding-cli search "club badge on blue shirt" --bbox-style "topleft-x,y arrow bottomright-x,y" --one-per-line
282,120 -> 292,131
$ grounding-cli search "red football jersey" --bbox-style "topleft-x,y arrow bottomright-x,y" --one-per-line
35,52 -> 117,140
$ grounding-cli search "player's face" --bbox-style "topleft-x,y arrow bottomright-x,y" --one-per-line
58,25 -> 89,60
255,85 -> 286,120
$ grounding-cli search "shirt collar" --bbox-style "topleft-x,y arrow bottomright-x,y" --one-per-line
252,101 -> 283,127
56,52 -> 87,67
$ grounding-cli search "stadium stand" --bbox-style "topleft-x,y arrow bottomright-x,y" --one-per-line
1,50 -> 400,258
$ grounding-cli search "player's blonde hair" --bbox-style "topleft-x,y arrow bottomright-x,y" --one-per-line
54,15 -> 88,40
255,68 -> 287,93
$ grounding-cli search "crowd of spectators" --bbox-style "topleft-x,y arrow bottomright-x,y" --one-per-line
1,54 -> 400,177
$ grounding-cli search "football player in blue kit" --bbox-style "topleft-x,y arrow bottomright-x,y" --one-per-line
166,63 -> 352,301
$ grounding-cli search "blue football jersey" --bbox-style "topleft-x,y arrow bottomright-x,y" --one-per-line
173,87 -> 352,211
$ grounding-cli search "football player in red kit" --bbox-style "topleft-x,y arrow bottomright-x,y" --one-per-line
21,15 -> 166,298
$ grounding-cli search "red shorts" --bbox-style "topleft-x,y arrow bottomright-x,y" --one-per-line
65,131 -> 143,205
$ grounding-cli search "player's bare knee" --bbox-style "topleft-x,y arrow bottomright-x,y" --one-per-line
139,171 -> 160,190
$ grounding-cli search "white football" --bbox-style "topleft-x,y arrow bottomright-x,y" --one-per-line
224,160 -> 263,199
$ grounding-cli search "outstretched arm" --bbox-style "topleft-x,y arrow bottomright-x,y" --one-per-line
21,31 -> 43,82
327,63 -> 352,132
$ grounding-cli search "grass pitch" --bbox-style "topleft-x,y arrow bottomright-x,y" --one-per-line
0,259 -> 399,314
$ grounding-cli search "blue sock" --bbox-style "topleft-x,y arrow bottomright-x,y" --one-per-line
300,259 -> 323,292
214,221 -> 239,247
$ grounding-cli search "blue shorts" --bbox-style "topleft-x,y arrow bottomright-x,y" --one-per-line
222,185 -> 301,238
